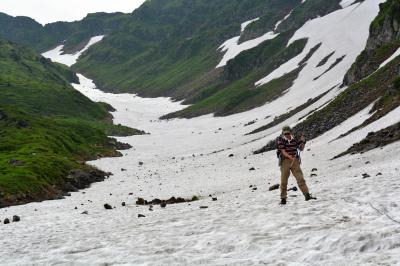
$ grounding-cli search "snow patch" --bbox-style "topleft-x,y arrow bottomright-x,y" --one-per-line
255,0 -> 384,90
241,18 -> 259,32
42,35 -> 105,66
379,47 -> 400,69
340,0 -> 358,8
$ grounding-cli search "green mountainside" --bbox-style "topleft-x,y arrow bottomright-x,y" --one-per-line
0,40 -> 142,207
0,0 -> 343,118
74,0 -> 343,118
0,11 -> 127,53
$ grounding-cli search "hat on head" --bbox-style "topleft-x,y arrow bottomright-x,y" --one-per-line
282,125 -> 292,134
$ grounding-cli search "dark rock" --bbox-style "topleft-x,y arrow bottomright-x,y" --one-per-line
8,159 -> 25,166
104,203 -> 112,209
138,214 -> 146,218
16,120 -> 29,128
121,168 -> 127,172
228,154 -> 234,157
249,167 -> 255,171
310,173 -> 317,177
149,205 -> 153,211
269,184 -> 280,191
4,218 -> 10,224
139,161 -> 144,166
376,172 -> 383,176
160,202 -> 167,208
362,173 -> 370,179
252,187 -> 258,191
136,198 -> 147,205
199,206 -> 208,209
121,202 -> 126,206
212,197 -> 218,201
365,161 -> 371,164
0,110 -> 8,120
288,186 -> 298,192
74,207 -> 78,210
129,193 -> 133,195
12,215 -> 20,222
311,168 -> 318,172
81,211 -> 89,215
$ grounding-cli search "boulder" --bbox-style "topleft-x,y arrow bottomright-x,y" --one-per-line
269,184 -> 280,191
4,218 -> 10,224
104,203 -> 112,209
136,198 -> 147,205
138,214 -> 146,218
8,159 -> 25,166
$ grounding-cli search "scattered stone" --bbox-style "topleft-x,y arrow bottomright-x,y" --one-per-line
249,185 -> 253,188
136,198 -> 147,205
81,211 -> 88,215
348,165 -> 352,168
121,168 -> 127,172
139,161 -> 144,166
4,218 -> 10,224
228,154 -> 234,157
212,197 -> 218,201
311,168 -> 318,172
252,187 -> 258,191
192,196 -> 199,201
149,205 -> 153,211
16,120 -> 29,128
199,206 -> 208,209
74,207 -> 78,210
121,202 -> 126,207
287,186 -> 298,192
129,193 -> 133,195
362,173 -> 370,179
8,159 -> 25,166
376,172 -> 383,176
310,173 -> 317,177
160,202 -> 167,208
104,203 -> 112,210
249,167 -> 255,171
269,184 -> 280,191
138,214 -> 146,218
365,161 -> 371,164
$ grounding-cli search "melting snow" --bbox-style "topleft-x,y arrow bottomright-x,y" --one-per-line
2,1 -> 400,263
42,35 -> 104,66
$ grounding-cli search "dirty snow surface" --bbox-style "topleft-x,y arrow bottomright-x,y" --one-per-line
2,0 -> 400,265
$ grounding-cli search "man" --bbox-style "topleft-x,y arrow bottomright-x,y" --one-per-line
277,125 -> 316,205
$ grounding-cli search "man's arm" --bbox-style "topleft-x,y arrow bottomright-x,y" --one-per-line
299,133 -> 306,151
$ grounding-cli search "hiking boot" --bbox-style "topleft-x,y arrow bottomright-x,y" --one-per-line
280,198 -> 286,205
304,193 -> 317,201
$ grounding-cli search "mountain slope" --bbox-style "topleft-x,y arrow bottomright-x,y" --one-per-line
254,0 -> 399,155
0,40 -> 142,207
0,11 -> 127,53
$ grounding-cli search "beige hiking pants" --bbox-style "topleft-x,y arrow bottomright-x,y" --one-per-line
280,158 -> 309,199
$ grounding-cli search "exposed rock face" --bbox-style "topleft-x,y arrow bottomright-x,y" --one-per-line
334,122 -> 400,158
344,1 -> 400,85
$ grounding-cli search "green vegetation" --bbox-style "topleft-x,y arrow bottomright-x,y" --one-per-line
0,40 -> 141,206
0,11 -> 128,52
1,0 -> 345,118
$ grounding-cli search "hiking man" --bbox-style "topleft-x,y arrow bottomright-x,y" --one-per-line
277,125 -> 316,205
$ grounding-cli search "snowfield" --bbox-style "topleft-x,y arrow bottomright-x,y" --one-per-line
1,0 -> 400,264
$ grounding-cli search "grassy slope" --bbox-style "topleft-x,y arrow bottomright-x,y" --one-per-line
0,12 -> 128,53
0,40 -> 140,205
73,0 -> 304,96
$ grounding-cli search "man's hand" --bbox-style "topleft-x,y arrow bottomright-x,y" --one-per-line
300,132 -> 305,142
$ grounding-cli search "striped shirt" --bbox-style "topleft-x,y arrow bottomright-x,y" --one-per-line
277,135 -> 304,157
